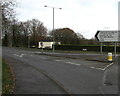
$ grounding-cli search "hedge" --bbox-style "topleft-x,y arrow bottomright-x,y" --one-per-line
55,45 -> 120,52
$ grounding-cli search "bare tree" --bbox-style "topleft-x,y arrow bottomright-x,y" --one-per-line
26,19 -> 47,47
1,0 -> 17,20
1,0 -> 17,47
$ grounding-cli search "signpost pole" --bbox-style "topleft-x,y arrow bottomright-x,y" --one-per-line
100,42 -> 103,55
40,42 -> 43,54
114,42 -> 117,57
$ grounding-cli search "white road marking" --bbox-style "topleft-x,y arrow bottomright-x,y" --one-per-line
90,63 -> 114,71
14,54 -> 25,58
68,54 -> 81,55
65,62 -> 81,66
90,66 -> 105,71
103,63 -> 113,70
14,54 -> 19,57
55,60 -> 64,62
20,54 -> 24,57
55,60 -> 81,66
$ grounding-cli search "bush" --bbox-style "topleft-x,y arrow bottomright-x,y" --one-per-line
55,44 -> 120,52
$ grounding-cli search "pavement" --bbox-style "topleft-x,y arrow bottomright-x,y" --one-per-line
3,55 -> 68,94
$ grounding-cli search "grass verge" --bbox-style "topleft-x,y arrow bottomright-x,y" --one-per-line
2,59 -> 15,94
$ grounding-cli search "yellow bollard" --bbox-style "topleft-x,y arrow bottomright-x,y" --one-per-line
108,52 -> 113,62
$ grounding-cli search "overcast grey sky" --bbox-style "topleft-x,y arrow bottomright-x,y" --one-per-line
16,0 -> 119,39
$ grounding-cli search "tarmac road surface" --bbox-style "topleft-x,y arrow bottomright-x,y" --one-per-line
2,47 -> 119,95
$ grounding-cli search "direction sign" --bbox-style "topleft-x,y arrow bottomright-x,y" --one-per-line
95,31 -> 120,42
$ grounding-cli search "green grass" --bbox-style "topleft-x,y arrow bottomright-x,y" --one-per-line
2,59 -> 14,94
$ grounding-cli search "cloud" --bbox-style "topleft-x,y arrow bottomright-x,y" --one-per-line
16,0 -> 119,39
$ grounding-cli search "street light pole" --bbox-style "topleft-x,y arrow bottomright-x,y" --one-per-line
44,5 -> 62,53
53,7 -> 55,53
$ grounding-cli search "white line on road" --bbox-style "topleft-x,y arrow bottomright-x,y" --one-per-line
55,60 -> 64,62
65,62 -> 81,66
68,54 -> 81,55
103,63 -> 113,70
14,54 -> 25,58
90,63 -> 114,71
14,54 -> 19,57
90,67 -> 105,71
55,60 -> 81,66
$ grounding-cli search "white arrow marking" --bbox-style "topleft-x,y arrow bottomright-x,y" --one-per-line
14,54 -> 25,58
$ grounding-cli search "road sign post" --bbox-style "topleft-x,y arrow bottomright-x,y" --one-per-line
40,42 -> 43,54
114,43 -> 117,57
95,31 -> 120,57
100,43 -> 103,54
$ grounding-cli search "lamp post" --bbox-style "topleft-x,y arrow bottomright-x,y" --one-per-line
44,5 -> 62,53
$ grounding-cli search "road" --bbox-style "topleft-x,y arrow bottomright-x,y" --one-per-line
2,47 -> 119,95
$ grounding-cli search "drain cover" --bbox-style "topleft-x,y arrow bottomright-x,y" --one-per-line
104,81 -> 113,86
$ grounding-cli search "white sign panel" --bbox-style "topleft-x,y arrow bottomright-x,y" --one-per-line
95,31 -> 120,42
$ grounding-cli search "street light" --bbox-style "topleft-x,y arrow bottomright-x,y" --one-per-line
44,5 -> 62,53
